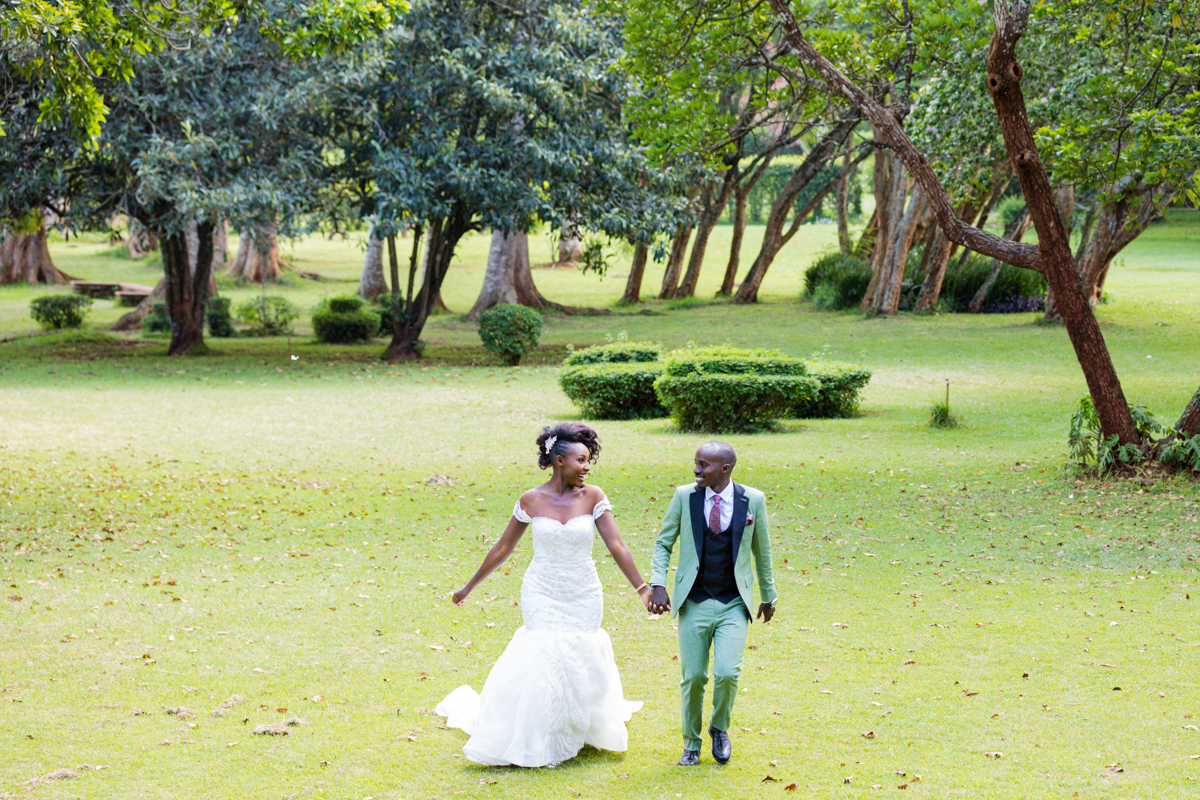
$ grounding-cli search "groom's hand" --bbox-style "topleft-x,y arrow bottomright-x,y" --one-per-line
648,585 -> 671,615
756,602 -> 775,623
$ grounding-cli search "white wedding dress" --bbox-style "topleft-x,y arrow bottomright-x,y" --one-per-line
436,498 -> 642,767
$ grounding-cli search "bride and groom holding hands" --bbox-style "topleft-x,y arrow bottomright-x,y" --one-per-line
436,421 -> 778,768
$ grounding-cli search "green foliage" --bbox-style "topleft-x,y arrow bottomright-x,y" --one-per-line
562,341 -> 662,366
236,296 -> 300,336
804,252 -> 872,310
655,346 -> 819,432
312,296 -> 381,344
938,255 -> 1048,312
375,295 -> 410,336
477,304 -> 543,366
799,359 -> 872,418
205,297 -> 234,338
1067,397 -> 1161,472
559,362 -> 668,420
28,294 -> 92,330
143,301 -> 170,334
928,400 -> 962,429
1161,435 -> 1200,473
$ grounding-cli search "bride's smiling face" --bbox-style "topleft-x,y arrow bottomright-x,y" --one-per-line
555,442 -> 592,487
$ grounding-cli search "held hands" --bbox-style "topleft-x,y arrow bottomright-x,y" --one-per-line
756,601 -> 775,623
647,585 -> 671,615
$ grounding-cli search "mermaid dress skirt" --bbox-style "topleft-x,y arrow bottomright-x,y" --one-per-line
435,500 -> 642,767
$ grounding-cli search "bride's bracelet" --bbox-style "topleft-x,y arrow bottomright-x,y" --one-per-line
634,582 -> 649,594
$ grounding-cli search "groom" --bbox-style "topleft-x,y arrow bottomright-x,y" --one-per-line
648,441 -> 777,766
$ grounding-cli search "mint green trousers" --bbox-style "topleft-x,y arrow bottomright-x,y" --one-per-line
677,597 -> 749,751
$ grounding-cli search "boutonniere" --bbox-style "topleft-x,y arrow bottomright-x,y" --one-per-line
745,513 -> 754,525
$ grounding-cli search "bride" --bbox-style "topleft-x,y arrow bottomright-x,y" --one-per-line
437,422 -> 653,767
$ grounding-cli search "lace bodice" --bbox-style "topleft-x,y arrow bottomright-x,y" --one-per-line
512,498 -> 612,632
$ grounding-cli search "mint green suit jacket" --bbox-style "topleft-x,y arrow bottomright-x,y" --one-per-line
649,482 -> 778,619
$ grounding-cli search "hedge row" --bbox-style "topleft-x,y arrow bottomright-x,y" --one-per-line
557,342 -> 872,432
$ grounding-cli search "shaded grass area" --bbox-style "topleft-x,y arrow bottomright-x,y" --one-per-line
1,212 -> 1199,798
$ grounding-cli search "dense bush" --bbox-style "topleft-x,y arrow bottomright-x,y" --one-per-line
803,252 -> 872,311
312,296 -> 381,344
478,303 -> 543,365
796,359 -> 873,418
563,340 -> 662,366
655,347 -> 819,432
29,294 -> 92,330
938,254 -> 1047,312
236,296 -> 300,336
206,297 -> 234,337
144,301 -> 170,333
375,295 -> 409,336
559,362 -> 668,419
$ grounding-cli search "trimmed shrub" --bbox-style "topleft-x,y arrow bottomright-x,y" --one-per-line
563,340 -> 662,366
312,296 -> 380,344
797,359 -> 872,418
559,362 -> 668,419
29,294 -> 92,330
478,303 -> 543,366
804,252 -> 872,310
655,346 -> 818,432
236,296 -> 300,336
206,297 -> 234,337
655,371 -> 820,433
144,301 -> 170,333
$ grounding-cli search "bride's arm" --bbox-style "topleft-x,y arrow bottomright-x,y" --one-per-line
451,516 -> 527,605
595,512 -> 653,610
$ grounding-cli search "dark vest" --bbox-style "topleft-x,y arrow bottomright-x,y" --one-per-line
689,521 -> 740,604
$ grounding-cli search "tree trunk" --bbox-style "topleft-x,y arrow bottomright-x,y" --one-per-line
0,225 -> 71,285
111,278 -> 167,330
125,217 -> 159,258
211,218 -> 229,274
764,0 -> 1140,448
675,165 -> 739,298
557,226 -> 582,263
658,224 -> 692,299
622,242 -> 649,303
719,153 -> 773,296
185,220 -> 218,299
867,182 -> 926,315
1176,386 -> 1200,438
356,229 -> 389,301
227,223 -> 285,282
967,207 -> 1031,313
162,219 -> 215,356
735,117 -> 859,303
469,229 -> 523,319
836,149 -> 854,254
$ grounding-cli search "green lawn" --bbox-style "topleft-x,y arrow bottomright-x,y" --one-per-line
1,212 -> 1199,798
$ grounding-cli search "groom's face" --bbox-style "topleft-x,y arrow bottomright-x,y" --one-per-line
693,447 -> 732,490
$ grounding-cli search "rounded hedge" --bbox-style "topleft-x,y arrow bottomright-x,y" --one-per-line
144,301 -> 171,334
559,362 -> 668,420
30,294 -> 92,330
655,372 -> 820,433
312,296 -> 380,344
804,252 -> 872,311
795,358 -> 872,418
206,297 -> 234,338
478,303 -> 543,366
662,346 -> 808,377
563,341 -> 662,366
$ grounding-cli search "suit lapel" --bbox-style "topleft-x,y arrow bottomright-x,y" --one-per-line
689,486 -> 705,562
731,482 -> 748,559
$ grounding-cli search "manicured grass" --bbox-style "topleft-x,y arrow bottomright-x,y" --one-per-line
1,212 -> 1199,798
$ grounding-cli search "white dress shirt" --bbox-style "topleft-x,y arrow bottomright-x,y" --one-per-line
705,482 -> 734,532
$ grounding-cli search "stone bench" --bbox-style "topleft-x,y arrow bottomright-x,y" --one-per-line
71,281 -> 121,298
114,283 -> 156,307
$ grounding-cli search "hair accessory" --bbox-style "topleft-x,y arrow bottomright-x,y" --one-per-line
543,435 -> 558,454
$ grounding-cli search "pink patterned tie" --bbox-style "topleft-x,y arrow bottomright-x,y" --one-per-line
709,495 -> 722,534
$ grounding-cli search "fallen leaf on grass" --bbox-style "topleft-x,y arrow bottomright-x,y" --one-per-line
861,731 -> 875,739
984,752 -> 1004,758
785,784 -> 798,791
762,775 -> 779,782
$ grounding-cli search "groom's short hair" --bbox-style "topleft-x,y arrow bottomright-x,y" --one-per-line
703,440 -> 737,467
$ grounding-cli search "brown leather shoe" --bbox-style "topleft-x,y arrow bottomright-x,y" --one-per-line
678,749 -> 701,766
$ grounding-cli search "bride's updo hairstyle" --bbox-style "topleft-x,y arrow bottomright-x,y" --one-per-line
536,422 -> 601,470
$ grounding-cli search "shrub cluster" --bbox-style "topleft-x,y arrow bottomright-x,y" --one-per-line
30,294 -> 93,330
236,296 -> 300,336
312,296 -> 381,344
804,252 -> 872,311
144,301 -> 171,333
937,254 -> 1047,312
558,341 -> 666,419
478,303 -> 543,365
654,347 -> 820,433
206,297 -> 234,337
798,359 -> 873,418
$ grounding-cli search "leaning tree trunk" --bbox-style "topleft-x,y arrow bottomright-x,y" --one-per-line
764,0 -> 1140,447
356,228 -> 389,301
675,166 -> 738,299
161,219 -> 215,356
384,211 -> 471,361
622,242 -> 649,304
111,278 -> 167,330
227,223 -> 285,282
867,183 -> 926,315
967,207 -> 1031,313
836,149 -> 855,254
720,153 -> 773,296
658,224 -> 692,299
1176,386 -> 1200,438
0,224 -> 71,285
735,117 -> 859,303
